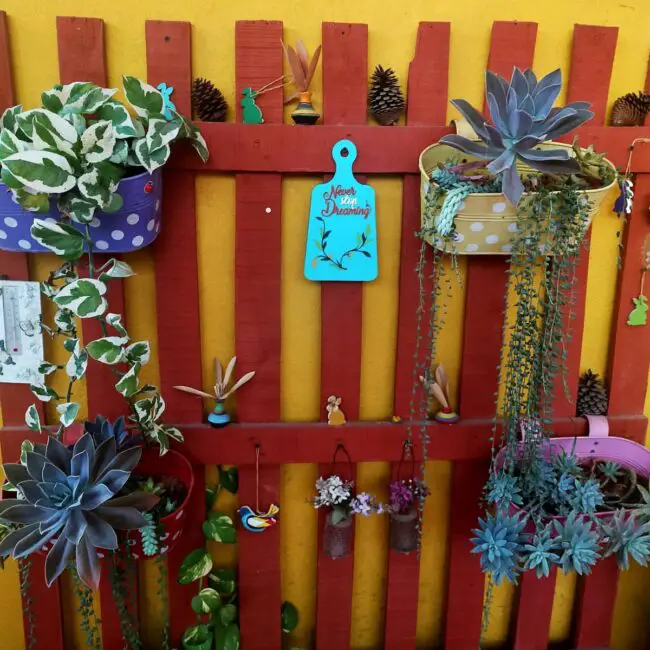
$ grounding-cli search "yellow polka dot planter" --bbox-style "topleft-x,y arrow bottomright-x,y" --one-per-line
418,142 -> 617,255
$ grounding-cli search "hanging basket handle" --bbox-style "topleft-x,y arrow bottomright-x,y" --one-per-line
330,443 -> 353,481
395,440 -> 416,482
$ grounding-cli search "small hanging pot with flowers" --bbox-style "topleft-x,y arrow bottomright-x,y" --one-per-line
388,442 -> 430,554
310,445 -> 382,559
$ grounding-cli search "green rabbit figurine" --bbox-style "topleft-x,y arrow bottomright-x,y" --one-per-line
241,87 -> 263,125
627,295 -> 648,326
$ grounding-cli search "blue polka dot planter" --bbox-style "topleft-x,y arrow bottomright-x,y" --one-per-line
0,169 -> 163,254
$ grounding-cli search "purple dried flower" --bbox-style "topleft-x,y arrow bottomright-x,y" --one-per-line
389,478 -> 429,515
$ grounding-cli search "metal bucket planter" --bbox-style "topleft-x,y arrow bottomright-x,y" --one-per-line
0,169 -> 163,254
323,512 -> 353,559
418,142 -> 617,255
123,447 -> 195,560
389,507 -> 418,554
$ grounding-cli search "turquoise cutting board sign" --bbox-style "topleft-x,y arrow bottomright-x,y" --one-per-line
304,140 -> 378,282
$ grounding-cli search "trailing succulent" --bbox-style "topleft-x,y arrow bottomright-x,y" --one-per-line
0,431 -> 158,589
473,449 -> 650,583
0,77 -> 207,220
440,67 -> 594,205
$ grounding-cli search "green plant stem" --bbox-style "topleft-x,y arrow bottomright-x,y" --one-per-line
109,550 -> 142,650
70,566 -> 102,650
155,555 -> 171,650
19,559 -> 37,650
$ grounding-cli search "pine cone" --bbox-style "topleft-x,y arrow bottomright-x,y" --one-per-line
610,91 -> 650,127
368,65 -> 405,126
576,369 -> 609,416
192,77 -> 228,122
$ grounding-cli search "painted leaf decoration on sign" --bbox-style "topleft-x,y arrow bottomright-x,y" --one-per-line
178,549 -> 213,585
202,512 -> 236,544
56,402 -> 80,428
25,405 -> 42,433
29,383 -> 59,402
125,341 -> 150,366
97,101 -> 139,138
65,340 -> 88,379
191,588 -> 221,615
54,278 -> 108,318
81,121 -> 117,164
115,362 -> 141,397
122,76 -> 164,118
86,337 -> 127,365
99,258 -> 135,281
3,149 -> 76,195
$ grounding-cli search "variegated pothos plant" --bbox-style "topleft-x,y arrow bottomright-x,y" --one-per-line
9,78 -> 209,453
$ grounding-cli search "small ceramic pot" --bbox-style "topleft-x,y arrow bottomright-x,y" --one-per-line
389,507 -> 419,554
0,169 -> 163,254
208,402 -> 230,427
291,91 -> 320,125
323,512 -> 353,559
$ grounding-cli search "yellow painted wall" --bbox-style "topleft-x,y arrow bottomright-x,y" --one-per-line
1,0 -> 650,648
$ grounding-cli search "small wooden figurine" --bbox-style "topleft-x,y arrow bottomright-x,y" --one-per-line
241,76 -> 288,125
239,504 -> 279,533
326,395 -> 346,426
174,357 -> 255,427
628,295 -> 648,326
420,364 -> 459,423
282,38 -> 322,125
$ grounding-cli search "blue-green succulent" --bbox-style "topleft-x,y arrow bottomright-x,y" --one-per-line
0,431 -> 158,589
440,68 -> 594,205
522,524 -> 560,578
554,512 -> 600,575
603,510 -> 650,570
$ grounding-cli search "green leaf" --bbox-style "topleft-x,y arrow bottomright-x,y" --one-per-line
31,118 -> 77,158
133,137 -> 170,173
54,278 -> 107,318
132,393 -> 165,425
86,337 -> 126,365
281,601 -> 299,634
13,188 -> 50,214
98,258 -> 135,281
81,121 -> 116,164
223,623 -> 240,650
97,101 -> 139,138
57,192 -> 97,224
182,624 -> 212,645
146,117 -> 180,153
41,82 -> 116,116
122,76 -> 164,118
54,309 -> 75,333
0,129 -> 28,159
30,218 -> 85,261
103,191 -> 124,213
56,402 -> 80,427
174,112 -> 209,162
65,340 -> 88,379
4,149 -> 76,194
219,604 -> 237,627
19,440 -> 34,465
29,383 -> 59,402
125,341 -> 150,365
0,104 -> 22,133
38,361 -> 59,376
220,467 -> 238,494
63,337 -> 78,353
17,109 -> 79,143
178,549 -> 213,585
115,362 -> 140,397
191,587 -> 221,614
209,568 -> 236,595
1,166 -> 22,189
78,166 -> 118,208
106,313 -> 128,338
24,406 -> 41,433
202,512 -> 236,544
206,487 -> 218,512
331,506 -> 347,525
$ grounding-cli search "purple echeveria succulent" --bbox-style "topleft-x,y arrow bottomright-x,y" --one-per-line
0,432 -> 158,589
440,67 -> 594,205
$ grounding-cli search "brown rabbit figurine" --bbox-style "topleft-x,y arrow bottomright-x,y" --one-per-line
326,395 -> 347,426
419,364 -> 459,423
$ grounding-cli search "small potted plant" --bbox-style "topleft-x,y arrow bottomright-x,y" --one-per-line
387,476 -> 429,554
282,39 -> 321,125
310,474 -> 382,559
0,77 -> 207,254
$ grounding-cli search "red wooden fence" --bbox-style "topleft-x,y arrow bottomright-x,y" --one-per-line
1,14 -> 649,650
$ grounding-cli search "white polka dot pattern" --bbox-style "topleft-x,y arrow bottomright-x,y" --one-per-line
4,217 -> 17,227
492,202 -> 507,213
485,234 -> 498,244
18,239 -> 31,249
470,222 -> 484,232
111,230 -> 124,241
96,240 -> 109,250
127,213 -> 139,225
465,244 -> 479,252
0,230 -> 6,239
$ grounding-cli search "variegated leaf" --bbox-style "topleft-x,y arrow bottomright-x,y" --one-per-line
31,118 -> 76,158
16,109 -> 79,143
97,101 -> 139,138
38,361 -> 59,375
20,440 -> 35,465
174,112 -> 209,162
99,258 -> 135,280
53,278 -> 107,318
57,402 -> 80,427
77,166 -> 118,208
125,340 -> 150,365
81,121 -> 117,164
146,117 -> 180,153
86,336 -> 127,365
106,313 -> 128,338
4,149 -> 76,194
12,188 -> 50,213
54,308 -> 75,333
109,139 -> 129,165
0,104 -> 23,132
0,129 -> 29,159
24,405 -> 41,433
31,218 -> 85,260
42,82 -> 117,115
116,362 -> 140,397
133,138 -> 170,173
133,393 -> 165,424
65,341 -> 88,379
122,76 -> 164,118
30,383 -> 59,402
58,193 -> 97,224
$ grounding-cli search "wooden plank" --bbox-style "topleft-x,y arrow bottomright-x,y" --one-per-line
573,557 -> 619,648
146,20 -> 203,425
314,24 -> 367,650
484,21 -> 537,83
170,123 -> 650,174
386,22 -> 450,650
234,20 -> 283,650
145,20 -> 207,647
315,462 -> 356,650
608,174 -> 650,414
513,569 -> 556,650
555,23 -> 618,418
319,22 -> 368,422
56,16 -> 106,84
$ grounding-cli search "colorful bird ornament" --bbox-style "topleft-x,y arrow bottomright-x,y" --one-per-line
238,504 -> 280,533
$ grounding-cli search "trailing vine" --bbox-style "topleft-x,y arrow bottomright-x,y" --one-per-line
155,554 -> 171,650
71,566 -> 102,650
18,559 -> 36,650
109,549 -> 142,650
